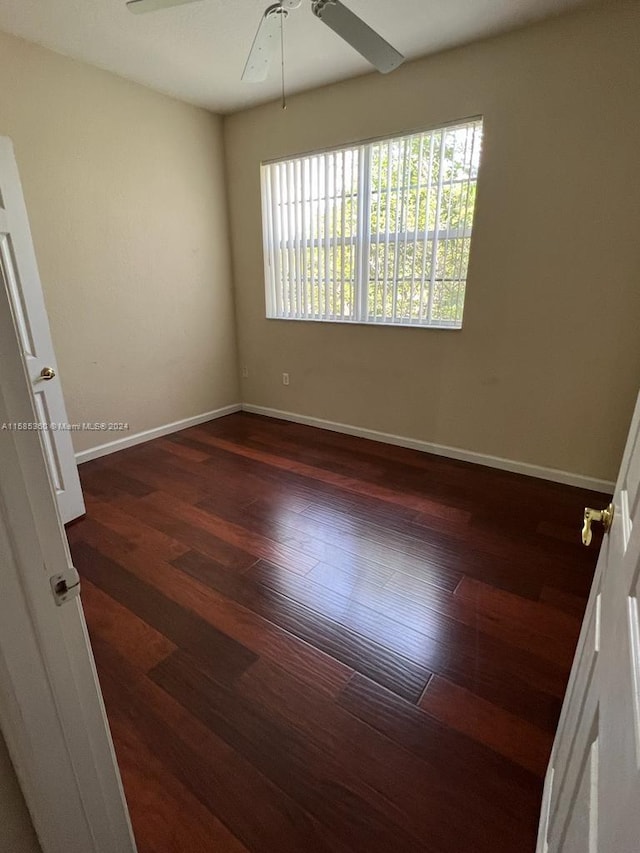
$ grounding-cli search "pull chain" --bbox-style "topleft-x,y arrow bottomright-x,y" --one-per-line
280,6 -> 287,110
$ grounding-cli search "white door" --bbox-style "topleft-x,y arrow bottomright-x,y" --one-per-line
0,216 -> 136,852
0,137 -> 85,523
538,389 -> 640,851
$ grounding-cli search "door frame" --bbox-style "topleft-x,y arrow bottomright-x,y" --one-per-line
0,246 -> 136,851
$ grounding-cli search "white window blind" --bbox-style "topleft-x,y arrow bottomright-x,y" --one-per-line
261,118 -> 483,328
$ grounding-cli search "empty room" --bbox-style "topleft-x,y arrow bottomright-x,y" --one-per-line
1,0 -> 639,851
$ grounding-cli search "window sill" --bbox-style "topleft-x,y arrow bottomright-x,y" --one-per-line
265,316 -> 463,330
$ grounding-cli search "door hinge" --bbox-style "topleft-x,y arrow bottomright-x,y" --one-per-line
50,566 -> 81,606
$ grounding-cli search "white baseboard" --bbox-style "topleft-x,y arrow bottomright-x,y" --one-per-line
75,404 -> 242,464
74,398 -> 614,493
242,403 -> 614,493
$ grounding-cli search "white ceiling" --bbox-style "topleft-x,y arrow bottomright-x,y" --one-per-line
0,0 -> 593,113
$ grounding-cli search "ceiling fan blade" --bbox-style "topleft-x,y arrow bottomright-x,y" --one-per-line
312,0 -> 404,74
126,0 -> 202,14
242,6 -> 284,83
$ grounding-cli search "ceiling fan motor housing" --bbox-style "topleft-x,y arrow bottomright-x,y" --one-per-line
312,0 -> 336,18
245,0 -> 404,83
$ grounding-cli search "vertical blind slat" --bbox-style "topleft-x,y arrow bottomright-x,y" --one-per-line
335,152 -> 340,317
390,139 -> 403,323
286,161 -> 297,318
455,123 -> 480,322
277,163 -> 286,316
261,168 -> 274,315
273,164 -> 284,316
354,146 -> 367,322
300,158 -> 308,318
381,140 -> 393,324
393,137 -> 412,323
427,130 -> 447,324
340,149 -> 346,319
315,157 -> 322,318
409,134 -> 425,323
359,145 -> 370,322
439,130 -> 457,325
418,132 -> 435,322
372,143 -> 383,320
447,124 -> 472,324
323,156 -> 331,319
293,159 -> 302,318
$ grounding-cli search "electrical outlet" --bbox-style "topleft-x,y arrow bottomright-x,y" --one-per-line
241,366 -> 249,378
282,372 -> 290,386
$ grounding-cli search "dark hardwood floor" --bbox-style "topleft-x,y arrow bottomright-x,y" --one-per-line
67,413 -> 606,853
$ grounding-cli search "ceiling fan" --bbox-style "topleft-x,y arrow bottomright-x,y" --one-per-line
126,0 -> 405,82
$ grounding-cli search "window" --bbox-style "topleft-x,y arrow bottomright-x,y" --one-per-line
261,117 -> 483,329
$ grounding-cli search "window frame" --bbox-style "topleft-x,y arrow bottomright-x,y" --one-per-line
260,115 -> 484,330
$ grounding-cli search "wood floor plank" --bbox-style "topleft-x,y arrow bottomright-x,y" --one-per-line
79,466 -> 155,500
467,519 -> 595,598
172,550 -> 431,702
337,672 -> 542,846
307,558 -> 578,667
150,649 -> 431,853
215,426 -> 471,531
187,425 -> 471,516
419,674 -> 554,777
454,576 -> 581,662
202,493 -> 454,589
116,494 -> 258,572
192,433 -> 451,527
205,414 -> 605,521
67,515 -> 135,563
219,429 -> 473,535
198,494 -> 463,592
297,500 -> 543,599
336,672 -> 542,825
73,542 -> 258,684
249,560 -> 565,731
81,495 -> 190,562
236,658 -> 539,853
166,434 -> 316,514
106,450 -> 208,504
95,640 -> 346,853
81,579 -> 176,674
155,436 -> 211,464
539,585 -> 589,617
200,416 -> 601,536
73,524 -> 353,698
141,491 -> 319,576
383,570 -> 576,668
107,709 -> 250,853
306,559 -> 394,593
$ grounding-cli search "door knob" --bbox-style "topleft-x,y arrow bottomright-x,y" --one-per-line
582,503 -> 614,546
40,366 -> 56,380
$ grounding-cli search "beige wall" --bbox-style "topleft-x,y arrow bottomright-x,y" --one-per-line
224,2 -> 640,483
0,730 -> 41,853
0,30 -> 239,453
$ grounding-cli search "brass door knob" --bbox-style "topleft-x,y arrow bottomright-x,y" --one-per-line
582,503 -> 614,546
40,366 -> 56,380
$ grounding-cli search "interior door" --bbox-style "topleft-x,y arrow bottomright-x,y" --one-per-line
0,201 -> 136,851
0,137 -> 85,523
537,390 -> 640,851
